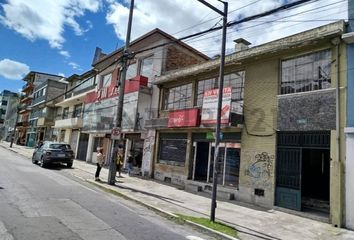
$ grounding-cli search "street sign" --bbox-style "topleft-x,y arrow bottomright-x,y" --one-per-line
111,127 -> 121,140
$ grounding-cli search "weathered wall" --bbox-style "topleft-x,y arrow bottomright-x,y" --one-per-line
239,59 -> 278,208
165,45 -> 206,72
277,89 -> 336,131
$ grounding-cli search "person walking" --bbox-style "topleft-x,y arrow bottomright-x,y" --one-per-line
95,147 -> 105,181
116,147 -> 124,177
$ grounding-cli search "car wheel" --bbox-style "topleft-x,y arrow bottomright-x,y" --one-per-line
32,154 -> 38,164
66,162 -> 73,168
39,156 -> 46,168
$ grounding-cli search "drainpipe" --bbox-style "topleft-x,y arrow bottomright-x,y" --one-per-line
334,37 -> 340,163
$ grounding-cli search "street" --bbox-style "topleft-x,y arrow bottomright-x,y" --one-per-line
0,147 -> 216,240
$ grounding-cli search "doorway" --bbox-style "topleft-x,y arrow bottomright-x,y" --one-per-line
276,131 -> 330,213
194,142 -> 209,181
77,133 -> 89,161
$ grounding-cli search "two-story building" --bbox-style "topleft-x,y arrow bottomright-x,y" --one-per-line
83,28 -> 209,169
27,78 -> 67,147
53,70 -> 96,160
153,21 -> 349,228
17,72 -> 64,145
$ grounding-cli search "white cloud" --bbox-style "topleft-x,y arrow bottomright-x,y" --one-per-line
59,50 -> 71,58
58,72 -> 65,77
0,0 -> 101,49
69,61 -> 82,70
105,0 -> 347,57
0,59 -> 30,80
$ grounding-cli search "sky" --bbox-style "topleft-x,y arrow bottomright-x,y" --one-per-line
0,0 -> 348,93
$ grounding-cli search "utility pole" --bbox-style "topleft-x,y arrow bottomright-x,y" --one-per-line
197,0 -> 228,222
108,0 -> 135,185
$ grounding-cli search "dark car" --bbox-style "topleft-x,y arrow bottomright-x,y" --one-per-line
32,141 -> 74,168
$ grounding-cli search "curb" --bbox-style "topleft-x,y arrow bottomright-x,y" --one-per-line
87,180 -> 239,240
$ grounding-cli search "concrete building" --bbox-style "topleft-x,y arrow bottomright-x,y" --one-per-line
343,0 -> 354,231
83,28 -> 209,169
0,90 -> 18,140
3,92 -> 20,141
27,78 -> 67,147
17,72 -> 64,145
53,70 -> 96,161
152,21 -> 349,228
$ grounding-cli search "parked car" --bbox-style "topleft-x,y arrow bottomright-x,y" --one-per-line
32,141 -> 74,168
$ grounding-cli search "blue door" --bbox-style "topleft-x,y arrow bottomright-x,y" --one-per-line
276,148 -> 301,211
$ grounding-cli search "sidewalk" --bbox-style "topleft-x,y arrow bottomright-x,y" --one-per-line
1,141 -> 354,240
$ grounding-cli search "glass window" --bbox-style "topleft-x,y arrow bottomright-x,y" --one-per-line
75,77 -> 94,92
126,62 -> 137,80
164,83 -> 193,110
158,135 -> 187,166
49,144 -> 71,150
281,50 -> 331,94
73,104 -> 82,118
196,71 -> 245,110
62,107 -> 69,119
101,73 -> 112,87
140,56 -> 154,83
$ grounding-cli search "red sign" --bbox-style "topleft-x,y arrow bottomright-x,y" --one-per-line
168,108 -> 200,127
84,75 -> 148,103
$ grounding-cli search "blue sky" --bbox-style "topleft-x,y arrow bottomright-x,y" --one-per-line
0,0 -> 348,93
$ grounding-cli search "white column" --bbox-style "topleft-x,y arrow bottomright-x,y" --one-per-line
86,134 -> 94,163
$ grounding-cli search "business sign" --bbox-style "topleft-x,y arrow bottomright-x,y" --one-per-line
201,87 -> 232,125
168,108 -> 200,127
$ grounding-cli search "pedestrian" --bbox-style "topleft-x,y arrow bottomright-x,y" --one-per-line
116,147 -> 124,177
95,147 -> 105,181
127,151 -> 134,176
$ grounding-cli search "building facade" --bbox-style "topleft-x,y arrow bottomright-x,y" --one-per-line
27,78 -> 67,147
0,90 -> 18,140
17,72 -> 64,146
53,70 -> 96,161
3,92 -> 19,141
83,28 -> 209,170
152,21 -> 349,227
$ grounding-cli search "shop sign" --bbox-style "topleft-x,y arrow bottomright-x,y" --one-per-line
201,87 -> 232,125
168,108 -> 200,127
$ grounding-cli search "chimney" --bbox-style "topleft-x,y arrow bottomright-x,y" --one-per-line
234,38 -> 251,52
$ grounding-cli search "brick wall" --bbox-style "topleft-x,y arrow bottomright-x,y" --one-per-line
165,46 -> 205,72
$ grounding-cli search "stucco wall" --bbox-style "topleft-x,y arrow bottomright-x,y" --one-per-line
239,59 -> 278,208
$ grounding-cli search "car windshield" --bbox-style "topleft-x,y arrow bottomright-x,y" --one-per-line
49,144 -> 71,150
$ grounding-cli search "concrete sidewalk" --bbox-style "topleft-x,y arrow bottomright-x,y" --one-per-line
1,141 -> 354,240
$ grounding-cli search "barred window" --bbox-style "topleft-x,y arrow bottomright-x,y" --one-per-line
281,50 -> 331,94
164,83 -> 193,110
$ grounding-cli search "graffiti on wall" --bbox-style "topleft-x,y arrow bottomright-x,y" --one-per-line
141,130 -> 156,175
244,151 -> 274,189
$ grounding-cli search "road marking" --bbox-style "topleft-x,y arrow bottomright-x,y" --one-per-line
186,236 -> 206,240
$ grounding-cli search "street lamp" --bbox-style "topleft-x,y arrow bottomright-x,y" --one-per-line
196,0 -> 228,222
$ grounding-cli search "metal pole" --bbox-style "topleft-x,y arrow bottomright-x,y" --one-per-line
108,0 -> 135,185
210,1 -> 227,222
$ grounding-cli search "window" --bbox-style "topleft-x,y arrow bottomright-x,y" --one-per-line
281,50 -> 331,94
73,104 -> 82,118
196,71 -> 245,107
164,83 -> 193,110
158,133 -> 187,166
62,107 -> 69,119
126,62 -> 137,80
101,73 -> 112,87
140,56 -> 154,82
75,77 -> 94,92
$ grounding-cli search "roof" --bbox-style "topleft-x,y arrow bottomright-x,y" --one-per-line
155,21 -> 345,85
22,71 -> 64,82
92,28 -> 209,66
66,69 -> 96,82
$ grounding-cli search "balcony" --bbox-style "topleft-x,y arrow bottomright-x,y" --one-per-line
37,117 -> 55,127
22,83 -> 33,93
54,117 -> 83,129
20,95 -> 33,103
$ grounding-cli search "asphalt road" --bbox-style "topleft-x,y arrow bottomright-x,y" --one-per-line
0,147 -> 217,240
